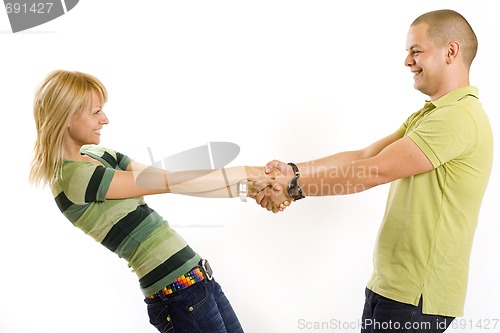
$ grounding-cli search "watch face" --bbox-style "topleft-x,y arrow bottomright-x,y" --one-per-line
288,175 -> 304,200
288,186 -> 302,199
238,181 -> 247,193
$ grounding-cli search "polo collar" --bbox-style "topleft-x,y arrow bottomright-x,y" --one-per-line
427,86 -> 479,108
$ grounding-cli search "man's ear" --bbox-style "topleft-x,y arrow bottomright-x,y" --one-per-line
445,41 -> 460,64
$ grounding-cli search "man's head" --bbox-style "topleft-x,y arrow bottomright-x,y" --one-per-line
411,9 -> 477,67
405,10 -> 477,100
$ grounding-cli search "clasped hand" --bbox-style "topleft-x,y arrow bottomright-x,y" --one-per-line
247,160 -> 295,213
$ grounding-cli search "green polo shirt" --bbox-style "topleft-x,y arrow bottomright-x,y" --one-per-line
367,86 -> 493,317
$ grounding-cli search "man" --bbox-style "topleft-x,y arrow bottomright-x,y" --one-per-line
251,9 -> 493,333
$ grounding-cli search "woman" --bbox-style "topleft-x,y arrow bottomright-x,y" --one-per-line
29,70 -> 278,333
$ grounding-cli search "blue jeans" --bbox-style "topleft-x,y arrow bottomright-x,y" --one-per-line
145,278 -> 244,333
361,288 -> 455,333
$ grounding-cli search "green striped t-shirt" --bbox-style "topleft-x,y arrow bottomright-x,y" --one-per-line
51,145 -> 201,296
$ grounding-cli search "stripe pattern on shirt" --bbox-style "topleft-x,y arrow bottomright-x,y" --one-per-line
51,145 -> 200,296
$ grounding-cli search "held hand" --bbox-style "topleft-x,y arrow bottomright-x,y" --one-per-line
255,160 -> 296,213
248,168 -> 292,213
265,160 -> 295,177
247,168 -> 278,195
255,176 -> 292,213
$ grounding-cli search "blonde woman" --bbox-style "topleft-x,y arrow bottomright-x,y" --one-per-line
29,70 -> 284,333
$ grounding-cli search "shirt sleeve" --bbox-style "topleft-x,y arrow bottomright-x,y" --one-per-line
116,151 -> 132,170
397,123 -> 407,137
406,106 -> 477,168
63,162 -> 116,204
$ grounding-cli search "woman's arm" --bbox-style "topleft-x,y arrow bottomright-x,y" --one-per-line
105,161 -> 266,199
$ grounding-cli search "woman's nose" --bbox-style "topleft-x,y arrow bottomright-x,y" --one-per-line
100,111 -> 109,124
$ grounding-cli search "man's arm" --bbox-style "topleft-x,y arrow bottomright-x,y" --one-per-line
253,132 -> 433,205
299,132 -> 404,177
267,132 -> 403,177
298,134 -> 433,196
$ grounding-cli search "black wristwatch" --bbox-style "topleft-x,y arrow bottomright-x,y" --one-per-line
287,163 -> 305,200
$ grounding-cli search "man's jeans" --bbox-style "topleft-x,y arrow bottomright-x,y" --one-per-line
361,288 -> 455,333
145,278 -> 244,333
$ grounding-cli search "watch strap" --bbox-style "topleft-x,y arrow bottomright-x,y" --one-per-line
287,162 -> 305,200
287,162 -> 300,176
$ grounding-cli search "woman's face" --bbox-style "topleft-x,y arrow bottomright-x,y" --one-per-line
66,90 -> 109,147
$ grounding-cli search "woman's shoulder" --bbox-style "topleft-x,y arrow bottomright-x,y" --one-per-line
81,144 -> 117,156
81,145 -> 131,170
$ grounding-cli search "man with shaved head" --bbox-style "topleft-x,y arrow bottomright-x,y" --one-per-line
256,9 -> 493,333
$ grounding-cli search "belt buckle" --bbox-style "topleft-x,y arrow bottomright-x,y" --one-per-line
201,259 -> 213,280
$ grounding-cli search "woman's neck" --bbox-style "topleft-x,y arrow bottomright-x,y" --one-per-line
62,140 -> 84,161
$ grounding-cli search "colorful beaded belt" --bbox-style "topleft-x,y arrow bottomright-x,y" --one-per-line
147,267 -> 205,299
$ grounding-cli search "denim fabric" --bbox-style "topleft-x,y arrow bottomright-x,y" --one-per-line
361,288 -> 455,333
145,278 -> 244,333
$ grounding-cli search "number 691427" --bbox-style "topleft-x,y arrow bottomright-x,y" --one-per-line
5,2 -> 54,14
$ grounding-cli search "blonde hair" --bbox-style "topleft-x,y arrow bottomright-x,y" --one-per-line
29,70 -> 108,187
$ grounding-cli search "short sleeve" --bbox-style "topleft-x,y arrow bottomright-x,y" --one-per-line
62,162 -> 115,204
116,151 -> 132,170
406,106 -> 477,168
81,145 -> 132,171
397,109 -> 421,138
397,123 -> 407,138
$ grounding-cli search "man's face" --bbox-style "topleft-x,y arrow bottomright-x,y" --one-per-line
405,23 -> 447,100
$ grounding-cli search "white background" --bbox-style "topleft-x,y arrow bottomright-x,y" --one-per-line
1,1 -> 498,332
